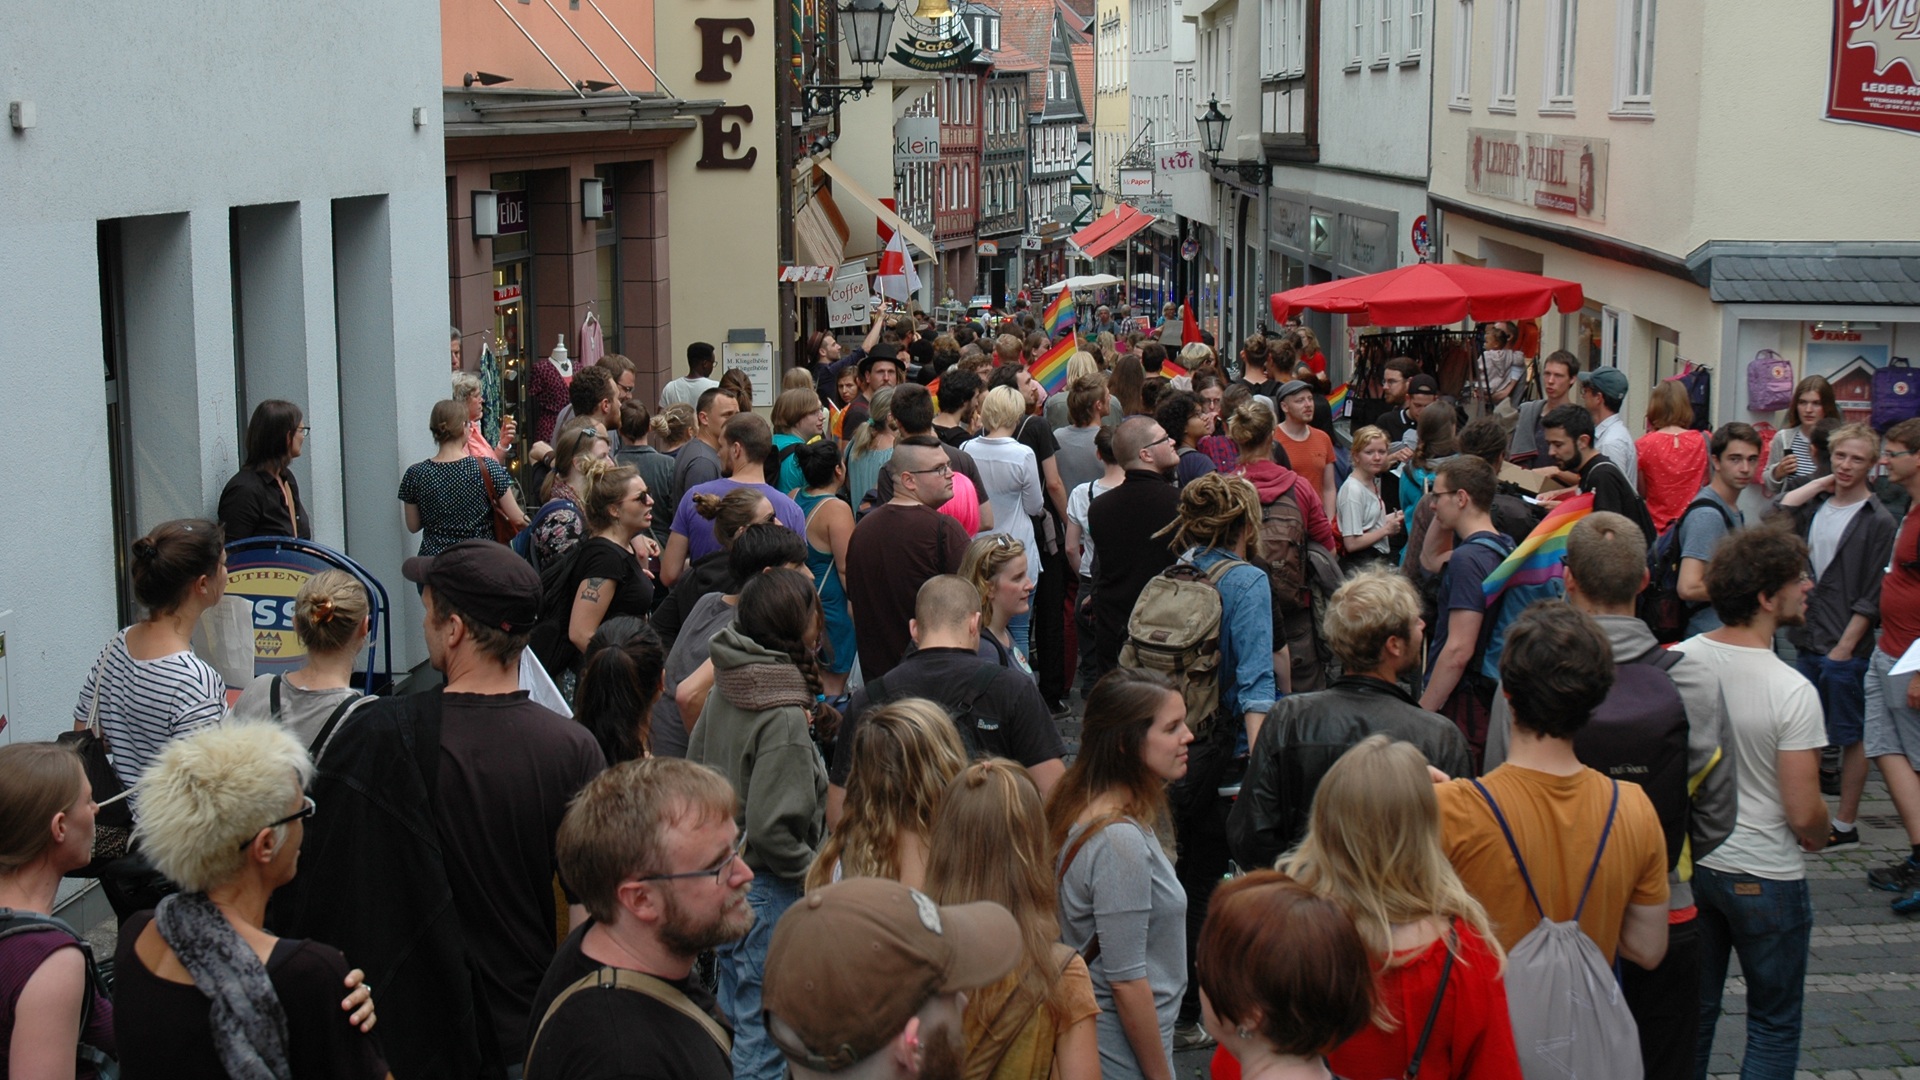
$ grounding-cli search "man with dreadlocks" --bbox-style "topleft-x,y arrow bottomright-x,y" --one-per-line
1152,472 -> 1277,1053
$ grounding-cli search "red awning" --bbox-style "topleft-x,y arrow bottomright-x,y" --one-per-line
1269,263 -> 1584,327
1070,204 -> 1158,260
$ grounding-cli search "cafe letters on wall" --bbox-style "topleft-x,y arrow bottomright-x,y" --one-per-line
695,16 -> 758,169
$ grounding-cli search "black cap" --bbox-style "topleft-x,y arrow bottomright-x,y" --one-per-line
402,539 -> 542,634
1278,379 -> 1313,401
859,345 -> 902,378
1407,374 -> 1440,396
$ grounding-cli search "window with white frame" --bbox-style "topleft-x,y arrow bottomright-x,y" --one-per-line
1490,0 -> 1518,111
1273,0 -> 1305,77
1449,0 -> 1472,107
1347,0 -> 1365,67
1404,0 -> 1425,60
1612,0 -> 1654,114
1376,0 -> 1394,65
1543,0 -> 1576,110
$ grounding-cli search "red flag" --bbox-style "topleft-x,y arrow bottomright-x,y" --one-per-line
1181,300 -> 1202,346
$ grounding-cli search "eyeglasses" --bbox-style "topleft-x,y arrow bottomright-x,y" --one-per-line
238,795 -> 315,851
906,463 -> 955,477
1144,435 -> 1174,450
638,831 -> 748,887
1887,448 -> 1915,461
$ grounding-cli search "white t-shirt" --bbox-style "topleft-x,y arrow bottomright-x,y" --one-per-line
1067,478 -> 1120,577
1810,497 -> 1869,580
659,375 -> 720,410
1673,634 -> 1827,880
1336,474 -> 1389,554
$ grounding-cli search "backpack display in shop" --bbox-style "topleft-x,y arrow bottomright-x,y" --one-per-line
1747,350 -> 1794,413
1470,778 -> 1644,1080
1638,497 -> 1735,644
1874,357 -> 1920,433
1120,556 -> 1245,732
1672,364 -> 1712,432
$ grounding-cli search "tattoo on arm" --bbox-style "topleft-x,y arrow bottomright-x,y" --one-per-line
580,577 -> 608,603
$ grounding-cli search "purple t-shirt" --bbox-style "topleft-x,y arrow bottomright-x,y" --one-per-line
669,479 -> 809,560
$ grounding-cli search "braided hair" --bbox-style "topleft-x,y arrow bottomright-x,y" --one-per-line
734,568 -> 835,735
1155,472 -> 1265,559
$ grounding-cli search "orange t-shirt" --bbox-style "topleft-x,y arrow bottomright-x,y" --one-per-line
1437,765 -> 1668,963
1275,424 -> 1336,492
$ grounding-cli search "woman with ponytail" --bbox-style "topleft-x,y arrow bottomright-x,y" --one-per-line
686,568 -> 831,1080
650,486 -> 777,654
74,520 -> 230,916
572,618 -> 668,764
843,385 -> 896,506
547,459 -> 655,680
229,570 -> 372,756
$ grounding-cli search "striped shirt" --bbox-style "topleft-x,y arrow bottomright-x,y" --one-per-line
73,631 -> 226,816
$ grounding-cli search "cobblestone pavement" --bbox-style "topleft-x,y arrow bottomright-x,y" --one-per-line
1165,774 -> 1920,1080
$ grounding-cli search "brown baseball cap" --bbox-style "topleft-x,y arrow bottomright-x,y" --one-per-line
763,878 -> 1021,1071
401,539 -> 542,634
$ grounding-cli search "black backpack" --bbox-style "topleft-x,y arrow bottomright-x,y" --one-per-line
1571,647 -> 1691,872
1639,497 -> 1735,644
527,541 -> 590,676
0,908 -> 117,1075
865,665 -> 1006,758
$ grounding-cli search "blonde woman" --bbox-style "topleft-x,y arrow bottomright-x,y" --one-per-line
928,759 -> 1100,1080
1336,425 -> 1403,571
965,386 -> 1047,657
844,385 -> 896,506
960,533 -> 1038,679
229,570 -> 372,755
804,699 -> 966,891
1044,352 -> 1113,430
452,371 -> 514,462
1276,735 -> 1520,1080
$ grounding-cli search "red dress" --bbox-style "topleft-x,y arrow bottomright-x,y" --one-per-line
1635,429 -> 1710,535
1208,920 -> 1521,1080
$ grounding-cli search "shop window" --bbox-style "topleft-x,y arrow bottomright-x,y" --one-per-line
1543,0 -> 1577,112
1612,0 -> 1655,116
1449,0 -> 1473,108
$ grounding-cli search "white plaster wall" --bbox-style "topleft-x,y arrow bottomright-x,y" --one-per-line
1315,2 -> 1434,181
0,0 -> 449,743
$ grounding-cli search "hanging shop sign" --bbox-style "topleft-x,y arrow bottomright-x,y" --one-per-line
889,13 -> 982,71
978,241 -> 999,255
895,115 -> 941,163
1466,128 -> 1609,223
827,261 -> 872,328
778,265 -> 836,281
1826,0 -> 1920,136
1157,143 -> 1201,174
496,190 -> 529,235
1118,166 -> 1156,199
1022,235 -> 1042,251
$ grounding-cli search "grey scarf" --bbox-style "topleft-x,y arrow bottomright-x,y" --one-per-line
154,891 -> 292,1080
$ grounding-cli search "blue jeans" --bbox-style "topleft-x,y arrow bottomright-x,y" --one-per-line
1795,652 -> 1869,747
1693,865 -> 1812,1080
716,874 -> 802,1080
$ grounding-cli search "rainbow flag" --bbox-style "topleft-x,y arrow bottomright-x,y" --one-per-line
1327,383 -> 1350,418
1161,359 -> 1190,380
1041,289 -> 1076,336
828,402 -> 848,440
1031,334 -> 1076,394
1481,493 -> 1594,605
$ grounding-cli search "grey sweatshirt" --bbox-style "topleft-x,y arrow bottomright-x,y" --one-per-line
686,625 -> 828,882
1486,614 -> 1737,910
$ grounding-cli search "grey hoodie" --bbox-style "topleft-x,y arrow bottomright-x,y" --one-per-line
1486,613 -> 1737,910
686,624 -> 828,881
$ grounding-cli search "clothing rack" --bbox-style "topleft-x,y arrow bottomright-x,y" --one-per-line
1349,328 -> 1487,430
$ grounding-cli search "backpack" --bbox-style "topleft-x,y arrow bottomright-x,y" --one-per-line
1469,779 -> 1644,1080
1747,349 -> 1794,413
1120,556 -> 1245,732
527,541 -> 590,676
1573,647 -> 1690,874
1638,497 -> 1735,644
865,665 -> 1006,758
511,497 -> 580,572
1874,357 -> 1920,433
1456,534 -> 1535,683
0,908 -> 119,1077
1256,487 -> 1311,615
1672,364 -> 1712,432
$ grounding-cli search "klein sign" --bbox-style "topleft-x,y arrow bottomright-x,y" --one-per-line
896,116 -> 941,163
1465,128 -> 1609,223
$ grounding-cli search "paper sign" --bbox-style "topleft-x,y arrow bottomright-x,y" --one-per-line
827,262 -> 872,329
722,340 -> 776,407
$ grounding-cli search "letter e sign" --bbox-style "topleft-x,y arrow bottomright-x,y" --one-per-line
696,18 -> 755,82
699,106 -> 757,170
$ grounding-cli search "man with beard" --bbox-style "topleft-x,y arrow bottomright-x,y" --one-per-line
763,877 -> 1021,1080
1541,403 -> 1657,547
524,758 -> 755,1080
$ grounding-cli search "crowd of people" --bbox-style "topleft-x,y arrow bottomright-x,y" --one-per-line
6,307 -> 1920,1080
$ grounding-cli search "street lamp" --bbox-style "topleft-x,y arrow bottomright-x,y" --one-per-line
1196,97 -> 1230,163
802,0 -> 898,118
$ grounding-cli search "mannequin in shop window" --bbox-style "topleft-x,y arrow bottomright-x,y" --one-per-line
219,399 -> 314,541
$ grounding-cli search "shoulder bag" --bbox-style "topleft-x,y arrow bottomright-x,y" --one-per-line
478,458 -> 518,544
525,965 -> 731,1078
55,679 -> 134,871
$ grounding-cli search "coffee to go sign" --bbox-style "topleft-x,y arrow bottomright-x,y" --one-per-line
1465,128 -> 1609,223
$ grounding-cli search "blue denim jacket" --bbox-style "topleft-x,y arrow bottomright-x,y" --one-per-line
1183,547 -> 1278,718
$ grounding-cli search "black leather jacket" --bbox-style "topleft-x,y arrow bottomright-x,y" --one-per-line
1227,676 -> 1474,870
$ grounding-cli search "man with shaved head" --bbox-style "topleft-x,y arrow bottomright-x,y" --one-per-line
846,436 -> 971,679
827,575 -> 1065,827
1088,415 -> 1183,673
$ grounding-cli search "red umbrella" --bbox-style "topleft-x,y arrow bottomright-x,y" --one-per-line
1270,263 -> 1584,327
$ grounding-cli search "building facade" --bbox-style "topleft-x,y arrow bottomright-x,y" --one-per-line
1430,0 -> 1920,436
937,69 -> 987,303
1,0 -> 449,740
981,55 -> 1035,304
